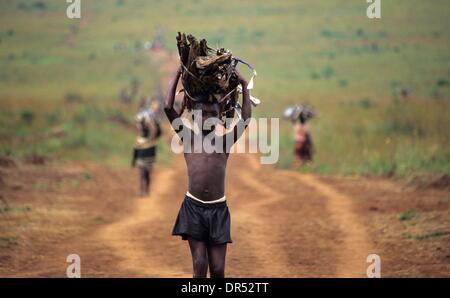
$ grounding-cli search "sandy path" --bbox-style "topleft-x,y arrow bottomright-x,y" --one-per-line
96,169 -> 180,277
1,49 -> 376,278
285,172 -> 372,277
92,154 -> 372,277
3,45 -> 449,278
87,50 -> 373,277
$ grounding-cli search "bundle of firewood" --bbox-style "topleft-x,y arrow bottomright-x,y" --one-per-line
176,32 -> 241,120
283,105 -> 316,122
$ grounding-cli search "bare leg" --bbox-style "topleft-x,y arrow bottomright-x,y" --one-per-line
146,166 -> 153,195
188,237 -> 208,278
139,167 -> 150,196
207,243 -> 227,278
139,167 -> 145,196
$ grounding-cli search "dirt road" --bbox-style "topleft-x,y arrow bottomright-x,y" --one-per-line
91,51 -> 374,277
90,152 -> 373,277
1,50 -> 449,278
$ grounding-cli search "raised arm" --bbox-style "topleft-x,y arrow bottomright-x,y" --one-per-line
225,69 -> 252,148
237,70 -> 252,123
164,66 -> 182,125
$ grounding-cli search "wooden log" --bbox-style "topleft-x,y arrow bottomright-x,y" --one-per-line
176,32 -> 239,116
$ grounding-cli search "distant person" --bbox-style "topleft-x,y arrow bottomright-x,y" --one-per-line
284,105 -> 315,167
132,99 -> 162,197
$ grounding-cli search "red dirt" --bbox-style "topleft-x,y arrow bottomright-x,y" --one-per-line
0,51 -> 449,278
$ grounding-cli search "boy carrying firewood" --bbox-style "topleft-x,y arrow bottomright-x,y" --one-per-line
164,34 -> 253,278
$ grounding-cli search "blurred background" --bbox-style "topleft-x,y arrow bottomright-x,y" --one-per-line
1,0 -> 449,179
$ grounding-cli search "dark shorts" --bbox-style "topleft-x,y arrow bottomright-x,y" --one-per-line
136,146 -> 156,158
172,196 -> 232,245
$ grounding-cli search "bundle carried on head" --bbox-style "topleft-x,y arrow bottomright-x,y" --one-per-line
176,32 -> 258,122
283,105 -> 315,123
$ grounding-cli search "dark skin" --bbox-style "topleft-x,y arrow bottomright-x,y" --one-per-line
133,116 -> 161,196
164,66 -> 251,278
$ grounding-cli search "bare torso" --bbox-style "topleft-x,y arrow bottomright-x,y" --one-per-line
294,122 -> 309,143
179,126 -> 229,201
164,66 -> 251,203
184,151 -> 228,201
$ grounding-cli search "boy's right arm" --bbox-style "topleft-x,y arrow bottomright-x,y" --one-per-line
164,66 -> 183,130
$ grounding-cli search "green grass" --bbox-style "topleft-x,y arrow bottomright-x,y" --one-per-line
0,0 -> 449,177
398,210 -> 418,221
0,237 -> 19,249
415,230 -> 450,241
0,205 -> 32,214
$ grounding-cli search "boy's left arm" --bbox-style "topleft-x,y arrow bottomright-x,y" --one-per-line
224,69 -> 252,148
238,70 -> 252,123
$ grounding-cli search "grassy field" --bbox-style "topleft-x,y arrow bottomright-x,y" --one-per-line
0,0 -> 449,178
